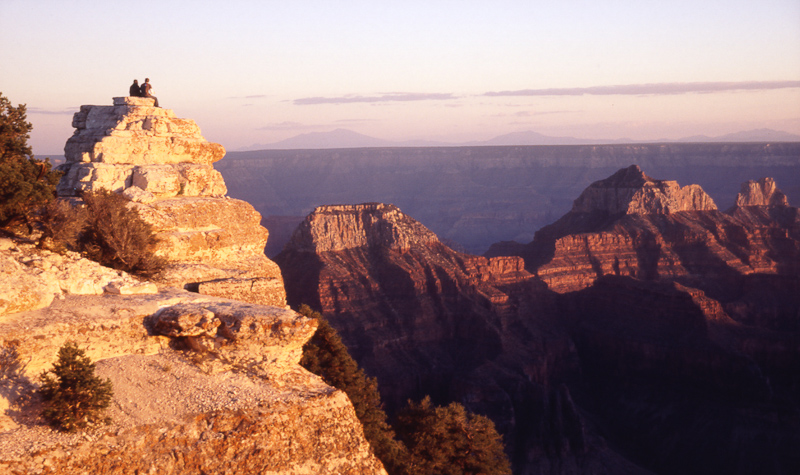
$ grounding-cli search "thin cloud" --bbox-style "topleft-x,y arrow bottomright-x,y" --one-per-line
257,121 -> 319,131
485,81 -> 800,97
294,92 -> 457,105
27,107 -> 75,115
227,94 -> 269,100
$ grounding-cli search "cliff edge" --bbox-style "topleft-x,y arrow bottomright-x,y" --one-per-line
56,97 -> 285,307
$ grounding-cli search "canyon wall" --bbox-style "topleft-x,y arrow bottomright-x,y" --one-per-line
276,167 -> 800,474
218,142 -> 800,255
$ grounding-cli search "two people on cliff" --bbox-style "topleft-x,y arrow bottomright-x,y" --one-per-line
129,78 -> 159,107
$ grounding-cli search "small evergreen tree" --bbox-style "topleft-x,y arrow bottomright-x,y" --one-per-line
396,396 -> 512,475
38,342 -> 114,432
298,305 -> 410,474
0,92 -> 61,229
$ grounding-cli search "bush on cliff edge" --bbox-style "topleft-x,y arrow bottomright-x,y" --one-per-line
0,92 -> 61,230
38,342 -> 114,432
78,190 -> 165,277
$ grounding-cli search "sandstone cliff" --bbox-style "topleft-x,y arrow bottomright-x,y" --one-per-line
0,99 -> 389,474
56,97 -> 284,307
275,168 -> 800,474
275,203 -> 651,474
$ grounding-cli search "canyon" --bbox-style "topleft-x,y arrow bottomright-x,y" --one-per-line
4,96 -> 800,473
275,166 -> 800,474
217,142 -> 800,255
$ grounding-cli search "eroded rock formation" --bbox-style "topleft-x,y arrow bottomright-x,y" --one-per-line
275,203 -> 646,473
276,167 -> 800,474
55,97 -> 285,307
498,165 -> 799,293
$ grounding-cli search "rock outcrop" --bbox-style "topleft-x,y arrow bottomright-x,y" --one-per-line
0,238 -> 156,316
495,166 -> 798,293
734,177 -> 789,207
571,165 -> 717,215
276,168 -> 800,474
0,289 -> 386,474
56,97 -> 285,307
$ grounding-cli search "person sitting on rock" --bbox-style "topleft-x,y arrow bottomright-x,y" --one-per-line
129,79 -> 141,97
139,78 -> 159,107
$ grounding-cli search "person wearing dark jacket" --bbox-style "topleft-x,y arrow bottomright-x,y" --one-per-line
139,78 -> 159,107
129,79 -> 141,97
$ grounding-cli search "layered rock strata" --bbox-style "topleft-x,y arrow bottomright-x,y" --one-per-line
0,289 -> 386,474
501,165 -> 798,293
276,169 -> 800,474
56,97 -> 285,306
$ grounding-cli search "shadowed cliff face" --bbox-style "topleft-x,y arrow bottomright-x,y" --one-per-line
276,167 -> 800,475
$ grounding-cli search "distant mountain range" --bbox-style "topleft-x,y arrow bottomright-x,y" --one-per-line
240,128 -> 800,151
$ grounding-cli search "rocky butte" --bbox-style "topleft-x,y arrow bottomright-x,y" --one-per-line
0,98 -> 386,474
276,166 -> 800,474
57,97 -> 284,307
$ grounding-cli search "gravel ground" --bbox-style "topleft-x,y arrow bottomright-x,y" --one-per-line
0,345 -> 293,462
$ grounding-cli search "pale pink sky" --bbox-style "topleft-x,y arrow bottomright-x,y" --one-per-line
2,0 -> 799,155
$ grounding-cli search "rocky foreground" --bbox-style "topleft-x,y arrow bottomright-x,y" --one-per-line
276,166 -> 800,475
1,98 -> 387,474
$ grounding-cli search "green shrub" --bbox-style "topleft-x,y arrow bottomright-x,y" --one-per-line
38,342 -> 114,432
78,189 -> 165,277
0,92 -> 61,229
396,396 -> 512,475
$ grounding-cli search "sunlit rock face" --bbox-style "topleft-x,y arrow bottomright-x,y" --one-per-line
0,288 -> 386,475
55,98 -> 285,307
734,177 -> 789,207
58,97 -> 225,198
571,164 -> 717,215
498,165 -> 798,293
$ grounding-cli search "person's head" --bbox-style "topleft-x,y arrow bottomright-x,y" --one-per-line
145,78 -> 150,83
133,79 -> 138,84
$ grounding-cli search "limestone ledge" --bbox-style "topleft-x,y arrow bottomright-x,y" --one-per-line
0,239 -> 157,317
56,162 -> 226,198
64,97 -> 224,166
132,197 -> 270,263
0,290 -> 387,475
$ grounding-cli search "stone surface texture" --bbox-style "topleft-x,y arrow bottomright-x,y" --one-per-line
55,98 -> 285,307
0,239 -> 157,317
0,289 -> 386,474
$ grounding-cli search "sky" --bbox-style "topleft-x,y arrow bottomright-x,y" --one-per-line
2,0 -> 800,156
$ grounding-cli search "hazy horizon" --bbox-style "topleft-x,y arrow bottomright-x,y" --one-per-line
3,1 -> 799,157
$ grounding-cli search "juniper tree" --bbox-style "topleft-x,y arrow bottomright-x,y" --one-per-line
38,342 -> 114,432
78,189 -> 165,276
